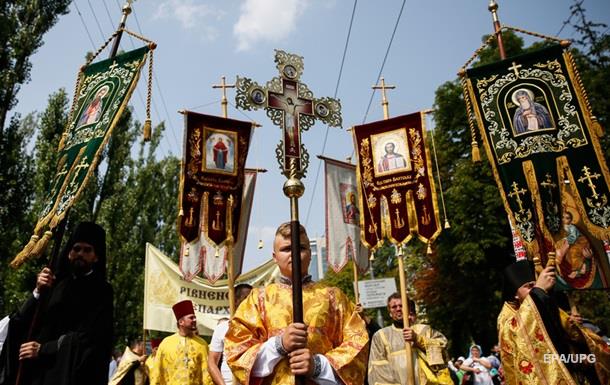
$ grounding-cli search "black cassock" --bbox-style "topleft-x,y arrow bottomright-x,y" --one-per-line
0,271 -> 113,385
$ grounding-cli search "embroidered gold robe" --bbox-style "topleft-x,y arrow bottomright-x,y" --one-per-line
109,346 -> 147,385
225,281 -> 369,385
498,294 -> 610,385
144,353 -> 158,384
368,324 -> 453,385
151,333 -> 213,385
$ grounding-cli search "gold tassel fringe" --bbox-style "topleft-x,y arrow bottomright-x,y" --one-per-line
30,231 -> 53,259
471,141 -> 481,163
143,119 -> 152,142
10,234 -> 40,268
444,219 -> 451,229
426,242 -> 433,255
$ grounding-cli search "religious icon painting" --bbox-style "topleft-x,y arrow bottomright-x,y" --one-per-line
203,127 -> 237,176
554,188 -> 607,290
371,128 -> 411,177
76,82 -> 113,129
340,183 -> 360,226
504,85 -> 556,137
352,112 -> 441,250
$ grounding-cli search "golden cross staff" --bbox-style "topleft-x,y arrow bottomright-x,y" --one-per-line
235,50 -> 341,385
371,78 -> 416,385
212,76 -> 236,119
210,77 -> 237,317
372,77 -> 395,120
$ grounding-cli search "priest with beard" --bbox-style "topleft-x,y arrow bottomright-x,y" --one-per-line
0,222 -> 113,385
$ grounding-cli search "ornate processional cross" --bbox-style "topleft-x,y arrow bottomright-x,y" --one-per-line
508,181 -> 528,214
235,50 -> 342,178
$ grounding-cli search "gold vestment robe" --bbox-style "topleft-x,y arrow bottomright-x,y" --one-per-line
151,333 -> 212,385
109,346 -> 146,385
368,324 -> 453,385
225,281 -> 369,385
498,295 -> 610,385
144,353 -> 158,384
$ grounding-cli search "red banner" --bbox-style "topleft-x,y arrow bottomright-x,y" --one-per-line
179,112 -> 252,247
352,112 -> 440,249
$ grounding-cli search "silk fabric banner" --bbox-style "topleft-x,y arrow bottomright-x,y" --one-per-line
12,46 -> 151,267
144,243 -> 278,336
322,156 -> 369,273
352,112 -> 441,250
463,44 -> 610,289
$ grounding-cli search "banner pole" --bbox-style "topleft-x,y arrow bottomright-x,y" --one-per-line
396,244 -> 416,385
352,259 -> 360,303
488,0 -> 507,60
109,1 -> 133,59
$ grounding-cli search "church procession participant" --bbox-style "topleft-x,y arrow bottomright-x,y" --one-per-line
109,339 -> 148,385
224,222 -> 369,385
368,293 -> 453,385
0,222 -> 114,385
151,300 -> 212,385
497,261 -> 610,385
145,339 -> 162,384
208,284 -> 253,385
459,345 -> 493,385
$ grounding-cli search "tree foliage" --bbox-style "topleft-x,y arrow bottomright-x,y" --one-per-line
0,0 -> 71,133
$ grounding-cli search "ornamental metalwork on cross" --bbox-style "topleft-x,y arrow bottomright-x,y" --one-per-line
235,50 -> 342,178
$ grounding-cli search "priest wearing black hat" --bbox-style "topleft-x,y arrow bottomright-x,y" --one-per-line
150,300 -> 212,385
497,260 -> 609,385
0,222 -> 114,385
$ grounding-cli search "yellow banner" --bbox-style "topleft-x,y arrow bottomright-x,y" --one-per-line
143,243 -> 278,335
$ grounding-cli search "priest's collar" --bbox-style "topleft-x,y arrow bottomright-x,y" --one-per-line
279,274 -> 313,286
392,319 -> 404,329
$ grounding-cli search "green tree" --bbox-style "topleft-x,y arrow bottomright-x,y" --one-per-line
0,115 -> 37,313
0,0 -> 71,133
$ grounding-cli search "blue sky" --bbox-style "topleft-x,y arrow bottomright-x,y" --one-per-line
12,0 -> 610,272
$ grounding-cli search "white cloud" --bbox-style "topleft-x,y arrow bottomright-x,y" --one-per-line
233,0 -> 310,51
153,0 -> 225,39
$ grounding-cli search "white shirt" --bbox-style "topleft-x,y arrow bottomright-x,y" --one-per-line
252,335 -> 340,384
210,319 -> 233,384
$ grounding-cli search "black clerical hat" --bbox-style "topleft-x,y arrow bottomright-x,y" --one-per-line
502,260 -> 535,301
69,222 -> 106,260
55,222 -> 107,278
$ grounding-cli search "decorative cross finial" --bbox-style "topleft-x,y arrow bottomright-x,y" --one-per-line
372,77 -> 396,120
212,76 -> 235,118
235,50 -> 342,179
508,62 -> 522,78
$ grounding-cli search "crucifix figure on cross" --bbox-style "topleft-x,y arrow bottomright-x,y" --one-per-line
234,50 -> 342,385
235,50 -> 342,178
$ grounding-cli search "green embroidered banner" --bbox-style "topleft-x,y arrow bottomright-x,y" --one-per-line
12,46 -> 150,267
463,44 -> 610,289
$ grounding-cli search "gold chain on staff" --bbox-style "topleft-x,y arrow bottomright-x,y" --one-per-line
121,27 -> 157,140
459,25 -> 564,74
459,75 -> 481,162
426,112 -> 450,230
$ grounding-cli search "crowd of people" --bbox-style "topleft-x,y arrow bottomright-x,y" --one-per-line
0,221 -> 609,385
